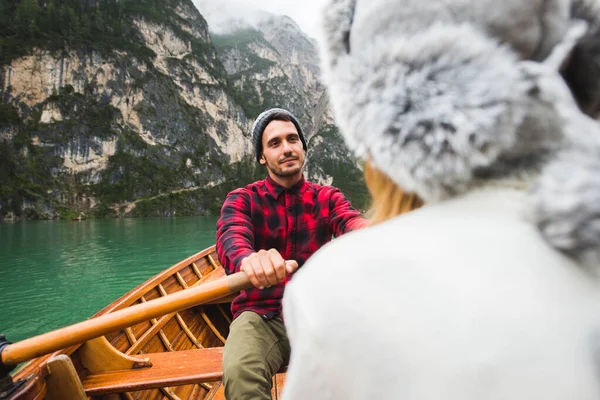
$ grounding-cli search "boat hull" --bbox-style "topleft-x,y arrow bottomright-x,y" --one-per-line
4,245 -> 286,399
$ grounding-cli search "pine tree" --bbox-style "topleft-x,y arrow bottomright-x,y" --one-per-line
15,0 -> 41,39
0,0 -> 11,36
69,7 -> 81,44
80,14 -> 91,42
92,6 -> 104,38
46,1 -> 60,38
59,4 -> 70,38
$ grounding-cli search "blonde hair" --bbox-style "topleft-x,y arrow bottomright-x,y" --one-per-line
364,161 -> 424,224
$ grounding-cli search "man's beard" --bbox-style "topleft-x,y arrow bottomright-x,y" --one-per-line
266,156 -> 304,177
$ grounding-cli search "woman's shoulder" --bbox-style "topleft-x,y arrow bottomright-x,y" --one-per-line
286,191 -> 597,318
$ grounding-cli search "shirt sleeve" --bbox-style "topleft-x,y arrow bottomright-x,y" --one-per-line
328,188 -> 370,236
216,190 -> 256,275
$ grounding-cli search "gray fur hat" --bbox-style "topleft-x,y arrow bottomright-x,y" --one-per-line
319,0 -> 600,267
251,108 -> 307,162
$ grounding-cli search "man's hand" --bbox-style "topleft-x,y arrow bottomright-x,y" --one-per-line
240,249 -> 299,289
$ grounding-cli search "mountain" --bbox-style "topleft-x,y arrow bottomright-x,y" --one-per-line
211,15 -> 368,199
0,0 -> 368,220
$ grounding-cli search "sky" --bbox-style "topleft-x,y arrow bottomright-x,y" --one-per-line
193,0 -> 327,38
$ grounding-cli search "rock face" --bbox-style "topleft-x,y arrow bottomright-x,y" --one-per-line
0,0 -> 368,219
212,15 -> 367,199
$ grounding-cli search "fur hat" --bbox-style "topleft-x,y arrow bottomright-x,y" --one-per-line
251,108 -> 307,162
319,0 -> 600,267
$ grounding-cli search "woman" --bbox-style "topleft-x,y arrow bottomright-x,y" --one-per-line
282,0 -> 600,398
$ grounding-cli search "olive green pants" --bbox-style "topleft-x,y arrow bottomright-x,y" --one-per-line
223,311 -> 290,400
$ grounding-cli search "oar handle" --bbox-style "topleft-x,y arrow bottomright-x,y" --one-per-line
0,272 -> 251,370
227,270 -> 253,293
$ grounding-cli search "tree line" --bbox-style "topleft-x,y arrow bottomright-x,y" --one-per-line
0,0 -> 167,64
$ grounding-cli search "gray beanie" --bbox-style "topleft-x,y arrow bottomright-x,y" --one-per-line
251,108 -> 307,162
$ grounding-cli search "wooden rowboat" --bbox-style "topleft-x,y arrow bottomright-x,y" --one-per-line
0,245 -> 286,399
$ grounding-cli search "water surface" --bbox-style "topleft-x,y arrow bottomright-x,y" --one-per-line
0,216 -> 218,342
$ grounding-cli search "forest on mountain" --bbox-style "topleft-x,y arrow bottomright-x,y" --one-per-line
0,0 -> 369,220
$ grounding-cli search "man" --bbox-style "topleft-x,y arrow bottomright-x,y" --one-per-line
216,108 -> 368,399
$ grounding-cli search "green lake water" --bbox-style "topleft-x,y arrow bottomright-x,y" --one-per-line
0,216 -> 218,343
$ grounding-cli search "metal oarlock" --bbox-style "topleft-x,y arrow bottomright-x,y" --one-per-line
0,334 -> 16,396
0,335 -> 30,399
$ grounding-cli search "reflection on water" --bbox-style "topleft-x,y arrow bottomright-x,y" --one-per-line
0,216 -> 218,342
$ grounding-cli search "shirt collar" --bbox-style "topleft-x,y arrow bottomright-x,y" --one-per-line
265,175 -> 307,199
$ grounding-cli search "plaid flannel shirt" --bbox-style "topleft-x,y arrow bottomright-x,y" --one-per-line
216,175 -> 367,319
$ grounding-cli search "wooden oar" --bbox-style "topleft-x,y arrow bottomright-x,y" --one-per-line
0,271 -> 251,369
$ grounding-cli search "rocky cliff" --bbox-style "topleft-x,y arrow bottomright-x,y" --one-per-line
0,0 -> 368,220
211,15 -> 368,203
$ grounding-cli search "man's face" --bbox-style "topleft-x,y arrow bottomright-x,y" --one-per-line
260,120 -> 306,179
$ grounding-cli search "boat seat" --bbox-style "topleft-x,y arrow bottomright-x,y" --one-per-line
82,347 -> 224,395
82,347 -> 289,395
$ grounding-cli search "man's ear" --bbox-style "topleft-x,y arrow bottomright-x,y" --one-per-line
259,154 -> 266,165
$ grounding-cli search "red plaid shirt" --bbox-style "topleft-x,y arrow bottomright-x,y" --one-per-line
216,175 -> 367,319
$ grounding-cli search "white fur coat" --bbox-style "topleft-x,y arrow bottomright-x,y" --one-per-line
283,188 -> 600,399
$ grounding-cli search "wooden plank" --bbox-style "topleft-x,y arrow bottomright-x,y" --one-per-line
161,386 -> 182,400
180,265 -> 200,287
197,256 -> 220,277
158,283 -> 169,297
45,354 -> 87,400
158,329 -> 175,352
155,284 -> 179,352
207,254 -> 219,271
192,262 -> 203,278
127,320 -> 152,348
161,275 -> 184,297
102,394 -> 123,400
79,336 -> 151,374
210,381 -> 226,400
200,312 -> 227,345
176,382 -> 201,400
175,313 -> 204,349
176,272 -> 189,289
124,327 -> 137,345
125,305 -> 173,355
126,268 -> 230,355
205,381 -> 223,400
83,348 -> 224,395
216,305 -> 232,325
